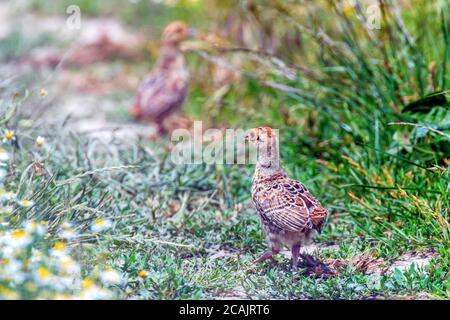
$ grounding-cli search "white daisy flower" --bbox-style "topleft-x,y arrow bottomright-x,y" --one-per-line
30,248 -> 44,264
34,266 -> 53,285
0,190 -> 16,201
100,268 -> 122,285
60,228 -> 76,240
59,222 -> 77,240
0,205 -> 13,216
0,148 -> 9,161
18,199 -> 34,208
59,256 -> 81,274
61,221 -> 73,229
2,258 -> 22,273
39,89 -> 48,97
2,130 -> 16,144
36,136 -> 46,147
3,229 -> 32,248
79,278 -> 111,299
24,220 -> 46,236
91,218 -> 113,233
3,258 -> 26,283
51,241 -> 68,258
54,275 -> 79,292
80,285 -> 111,300
1,245 -> 15,259
0,169 -> 6,181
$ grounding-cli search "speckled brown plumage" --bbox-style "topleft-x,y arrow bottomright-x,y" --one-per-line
246,127 -> 327,271
131,21 -> 190,136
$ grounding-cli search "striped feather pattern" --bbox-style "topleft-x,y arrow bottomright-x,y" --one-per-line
252,170 -> 327,240
131,21 -> 190,133
133,55 -> 188,123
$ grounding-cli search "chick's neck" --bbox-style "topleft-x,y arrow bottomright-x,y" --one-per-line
255,137 -> 282,177
157,43 -> 184,70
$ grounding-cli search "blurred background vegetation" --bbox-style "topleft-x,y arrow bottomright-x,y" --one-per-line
0,0 -> 448,299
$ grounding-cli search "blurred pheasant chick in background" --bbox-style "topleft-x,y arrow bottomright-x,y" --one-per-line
131,21 -> 195,137
246,127 -> 327,271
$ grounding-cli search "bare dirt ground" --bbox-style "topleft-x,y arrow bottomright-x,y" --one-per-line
1,2 -> 155,141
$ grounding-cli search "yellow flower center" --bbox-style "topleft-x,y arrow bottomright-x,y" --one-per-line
11,229 -> 26,239
4,132 -> 13,140
82,278 -> 95,289
138,270 -> 148,278
53,241 -> 65,251
37,267 -> 51,279
61,257 -> 74,269
29,221 -> 38,229
0,286 -> 18,299
95,218 -> 104,226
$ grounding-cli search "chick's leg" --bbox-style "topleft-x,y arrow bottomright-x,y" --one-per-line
291,245 -> 301,271
253,251 -> 273,263
253,247 -> 280,264
148,123 -> 167,140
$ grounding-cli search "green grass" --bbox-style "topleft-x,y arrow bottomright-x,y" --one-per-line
0,0 -> 449,299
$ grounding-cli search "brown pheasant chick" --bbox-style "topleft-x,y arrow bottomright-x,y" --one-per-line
131,21 -> 193,136
246,127 -> 327,271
